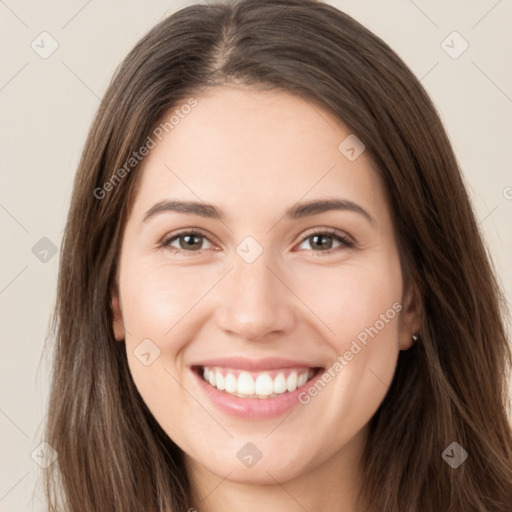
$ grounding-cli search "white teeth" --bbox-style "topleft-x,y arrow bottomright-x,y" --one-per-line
225,373 -> 237,393
274,373 -> 287,394
255,374 -> 274,396
215,372 -> 225,391
237,372 -> 255,395
286,372 -> 297,392
201,367 -> 315,398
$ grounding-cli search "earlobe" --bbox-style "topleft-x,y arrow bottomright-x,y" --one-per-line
400,333 -> 419,350
399,281 -> 423,350
111,285 -> 125,341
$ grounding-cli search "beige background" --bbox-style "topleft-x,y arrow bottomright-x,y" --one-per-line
1,1 -> 511,510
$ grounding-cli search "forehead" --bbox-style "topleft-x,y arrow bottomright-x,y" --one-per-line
131,85 -> 386,224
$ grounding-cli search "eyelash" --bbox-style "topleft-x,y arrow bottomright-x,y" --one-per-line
159,228 -> 355,257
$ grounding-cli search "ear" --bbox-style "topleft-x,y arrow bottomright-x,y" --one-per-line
111,282 -> 126,342
398,280 -> 423,350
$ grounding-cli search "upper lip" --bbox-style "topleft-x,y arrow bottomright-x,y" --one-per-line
192,356 -> 323,372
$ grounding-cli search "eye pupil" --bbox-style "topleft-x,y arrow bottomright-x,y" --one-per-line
180,234 -> 202,250
311,234 -> 333,250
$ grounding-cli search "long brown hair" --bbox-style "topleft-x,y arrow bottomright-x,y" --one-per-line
42,0 -> 512,510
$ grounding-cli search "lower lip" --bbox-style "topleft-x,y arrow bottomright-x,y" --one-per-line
192,367 -> 323,419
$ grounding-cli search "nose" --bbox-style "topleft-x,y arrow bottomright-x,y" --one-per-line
215,250 -> 296,342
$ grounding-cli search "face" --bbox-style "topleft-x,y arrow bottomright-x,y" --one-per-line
111,84 -> 420,487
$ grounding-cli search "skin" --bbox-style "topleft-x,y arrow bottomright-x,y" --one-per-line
111,84 -> 421,512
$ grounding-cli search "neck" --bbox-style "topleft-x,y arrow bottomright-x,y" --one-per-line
186,424 -> 370,512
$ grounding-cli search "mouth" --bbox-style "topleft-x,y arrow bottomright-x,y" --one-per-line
192,365 -> 324,399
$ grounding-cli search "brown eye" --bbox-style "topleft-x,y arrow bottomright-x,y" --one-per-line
297,230 -> 354,253
162,231 -> 213,253
309,234 -> 335,250
177,233 -> 203,250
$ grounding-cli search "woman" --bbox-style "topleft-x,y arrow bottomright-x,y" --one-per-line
42,0 -> 512,510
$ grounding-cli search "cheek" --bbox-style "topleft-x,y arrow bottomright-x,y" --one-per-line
287,257 -> 403,347
121,260 -> 205,340
118,262 -> 199,428
288,258 -> 403,409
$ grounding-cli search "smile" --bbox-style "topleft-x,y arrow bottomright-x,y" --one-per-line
191,357 -> 325,418
200,366 -> 317,399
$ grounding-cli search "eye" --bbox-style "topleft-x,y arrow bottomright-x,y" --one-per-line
295,229 -> 354,254
161,230 -> 214,255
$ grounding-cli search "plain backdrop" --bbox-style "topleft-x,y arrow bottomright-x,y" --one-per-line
1,1 -> 511,510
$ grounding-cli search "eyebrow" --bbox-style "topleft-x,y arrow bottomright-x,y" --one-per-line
143,198 -> 375,225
